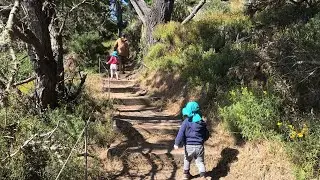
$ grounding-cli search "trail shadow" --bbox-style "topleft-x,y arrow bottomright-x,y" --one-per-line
117,115 -> 179,121
105,119 -> 178,179
207,147 -> 239,180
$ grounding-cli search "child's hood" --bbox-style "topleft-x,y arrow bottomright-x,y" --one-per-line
111,51 -> 118,57
187,120 -> 207,131
182,101 -> 202,123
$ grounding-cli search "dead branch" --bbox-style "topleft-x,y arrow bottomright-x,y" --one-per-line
182,0 -> 206,25
12,17 -> 45,56
1,119 -> 65,162
295,61 -> 320,66
0,0 -> 20,45
12,76 -> 36,87
1,134 -> 37,162
0,5 -> 12,10
68,72 -> 87,101
0,5 -> 12,17
39,119 -> 62,139
5,46 -> 18,91
0,0 -> 21,92
129,0 -> 150,25
288,0 -> 306,5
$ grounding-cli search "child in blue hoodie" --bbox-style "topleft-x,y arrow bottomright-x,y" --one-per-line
174,101 -> 210,180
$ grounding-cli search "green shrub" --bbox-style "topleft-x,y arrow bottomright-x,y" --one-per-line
219,87 -> 281,140
16,52 -> 33,81
143,4 -> 320,179
286,120 -> 320,179
204,0 -> 230,13
89,120 -> 115,147
0,93 -> 115,179
69,31 -> 107,71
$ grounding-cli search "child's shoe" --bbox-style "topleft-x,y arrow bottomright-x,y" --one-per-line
183,173 -> 190,180
199,172 -> 206,180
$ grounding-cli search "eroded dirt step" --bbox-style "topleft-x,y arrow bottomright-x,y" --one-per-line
110,96 -> 151,106
112,113 -> 181,135
109,92 -> 146,99
103,79 -> 135,86
114,114 -> 180,122
115,105 -> 158,112
102,86 -> 139,93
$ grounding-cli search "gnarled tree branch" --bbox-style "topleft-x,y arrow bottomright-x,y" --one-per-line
129,0 -> 151,25
67,72 -> 87,101
1,134 -> 37,162
182,0 -> 206,25
12,25 -> 43,54
12,76 -> 36,87
0,0 -> 20,45
0,0 -> 21,92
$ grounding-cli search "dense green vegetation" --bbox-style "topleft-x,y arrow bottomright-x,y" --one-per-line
0,93 -> 116,179
0,0 -> 120,179
143,0 -> 320,178
1,0 -> 320,179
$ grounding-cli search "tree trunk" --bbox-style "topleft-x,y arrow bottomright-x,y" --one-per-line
115,0 -> 123,37
23,0 -> 58,108
56,34 -> 64,99
145,0 -> 174,45
50,18 -> 64,99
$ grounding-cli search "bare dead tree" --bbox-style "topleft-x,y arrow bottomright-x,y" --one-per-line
0,0 -> 89,109
182,0 -> 206,25
130,0 -> 207,46
130,0 -> 175,45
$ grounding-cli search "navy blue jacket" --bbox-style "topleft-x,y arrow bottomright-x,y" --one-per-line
175,118 -> 210,146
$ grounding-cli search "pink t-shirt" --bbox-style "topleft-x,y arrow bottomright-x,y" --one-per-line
107,56 -> 118,64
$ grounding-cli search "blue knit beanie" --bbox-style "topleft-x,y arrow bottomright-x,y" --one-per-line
182,101 -> 202,123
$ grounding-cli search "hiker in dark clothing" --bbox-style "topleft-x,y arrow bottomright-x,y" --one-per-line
174,101 -> 210,180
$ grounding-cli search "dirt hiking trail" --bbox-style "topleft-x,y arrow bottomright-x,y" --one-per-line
94,67 -> 294,180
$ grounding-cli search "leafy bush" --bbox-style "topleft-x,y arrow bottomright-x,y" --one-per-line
16,53 -> 33,81
204,0 -> 230,13
69,31 -> 107,71
142,3 -> 320,179
124,20 -> 142,62
0,93 -> 115,179
286,119 -> 320,179
147,15 -> 252,72
219,87 -> 280,140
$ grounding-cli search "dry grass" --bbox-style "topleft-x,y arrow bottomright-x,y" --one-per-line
230,0 -> 245,13
85,73 -> 111,101
139,70 -> 205,116
223,141 -> 295,180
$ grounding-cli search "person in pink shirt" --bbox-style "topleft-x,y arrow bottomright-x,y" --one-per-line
107,51 -> 119,80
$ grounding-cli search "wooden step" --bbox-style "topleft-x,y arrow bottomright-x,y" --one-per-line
103,79 -> 135,86
113,114 -> 180,123
112,96 -> 152,106
115,105 -> 158,112
102,86 -> 139,93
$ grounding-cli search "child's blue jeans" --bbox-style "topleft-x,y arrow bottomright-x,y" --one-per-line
184,144 -> 205,174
